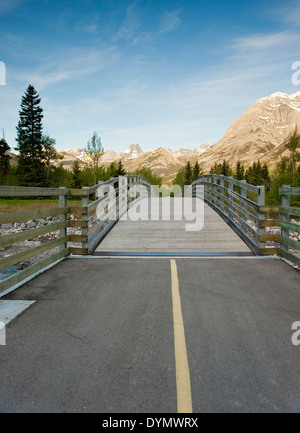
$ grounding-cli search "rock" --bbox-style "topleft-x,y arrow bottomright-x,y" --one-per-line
36,218 -> 47,225
27,221 -> 37,229
1,223 -> 13,229
20,223 -> 27,229
14,222 -> 21,228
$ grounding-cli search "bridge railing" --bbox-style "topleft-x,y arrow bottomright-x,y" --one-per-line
188,174 -> 280,255
0,185 -> 71,295
279,186 -> 300,267
0,175 -> 153,294
72,175 -> 153,255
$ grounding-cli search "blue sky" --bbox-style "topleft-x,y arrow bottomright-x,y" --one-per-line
0,0 -> 300,153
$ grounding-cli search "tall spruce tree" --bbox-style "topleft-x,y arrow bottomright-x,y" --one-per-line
184,161 -> 193,185
192,161 -> 201,181
15,84 -> 45,186
115,160 -> 126,176
0,137 -> 11,178
70,160 -> 83,188
284,129 -> 300,178
235,161 -> 245,180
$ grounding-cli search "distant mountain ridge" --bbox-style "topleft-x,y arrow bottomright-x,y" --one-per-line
57,142 -> 212,182
10,90 -> 299,186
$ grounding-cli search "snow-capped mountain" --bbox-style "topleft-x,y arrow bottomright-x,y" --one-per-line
64,147 -> 86,158
199,91 -> 300,170
120,144 -> 144,159
194,143 -> 211,155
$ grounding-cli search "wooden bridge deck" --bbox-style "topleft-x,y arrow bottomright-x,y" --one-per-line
95,198 -> 252,254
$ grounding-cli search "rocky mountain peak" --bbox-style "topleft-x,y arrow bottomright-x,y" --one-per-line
120,144 -> 144,159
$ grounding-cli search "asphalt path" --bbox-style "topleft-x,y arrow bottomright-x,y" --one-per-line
0,257 -> 299,413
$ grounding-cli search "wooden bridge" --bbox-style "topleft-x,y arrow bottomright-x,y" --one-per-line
0,177 -> 300,413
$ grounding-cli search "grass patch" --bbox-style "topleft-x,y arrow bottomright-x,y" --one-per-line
0,198 -> 82,213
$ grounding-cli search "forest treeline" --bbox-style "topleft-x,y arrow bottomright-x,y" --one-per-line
174,131 -> 300,204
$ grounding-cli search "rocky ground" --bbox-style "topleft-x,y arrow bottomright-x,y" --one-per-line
0,215 -> 82,281
262,219 -> 300,263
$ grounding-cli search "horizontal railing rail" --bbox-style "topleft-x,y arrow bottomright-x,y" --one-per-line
0,175 -> 153,294
0,185 -> 71,294
279,186 -> 300,267
188,174 -> 280,255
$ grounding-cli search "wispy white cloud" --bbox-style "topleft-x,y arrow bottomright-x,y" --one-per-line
159,10 -> 182,34
113,5 -> 182,46
15,45 -> 119,90
113,3 -> 141,41
232,31 -> 300,51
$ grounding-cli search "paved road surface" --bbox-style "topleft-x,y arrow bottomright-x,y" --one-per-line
0,257 -> 299,413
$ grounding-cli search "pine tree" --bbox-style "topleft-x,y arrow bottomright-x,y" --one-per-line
70,160 -> 83,188
116,160 -> 126,176
210,162 -> 222,175
0,137 -> 11,178
184,161 -> 192,185
15,84 -> 45,186
192,161 -> 201,181
261,162 -> 271,190
235,161 -> 245,180
284,129 -> 300,178
221,159 -> 231,176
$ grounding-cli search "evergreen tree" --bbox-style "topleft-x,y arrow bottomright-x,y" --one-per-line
235,161 -> 245,180
184,161 -> 193,185
192,161 -> 202,181
70,160 -> 83,188
106,162 -> 117,179
284,129 -> 300,178
261,162 -> 271,190
15,84 -> 45,186
0,137 -> 11,178
210,162 -> 222,175
221,159 -> 231,176
116,160 -> 126,176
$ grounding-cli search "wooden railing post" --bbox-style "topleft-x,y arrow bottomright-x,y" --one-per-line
59,187 -> 68,251
81,187 -> 89,254
219,175 -> 224,212
212,175 -> 217,206
240,180 -> 247,221
119,175 -> 128,216
257,185 -> 266,252
280,185 -> 291,252
227,176 -> 233,216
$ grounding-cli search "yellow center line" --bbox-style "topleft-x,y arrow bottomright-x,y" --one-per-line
170,259 -> 193,413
